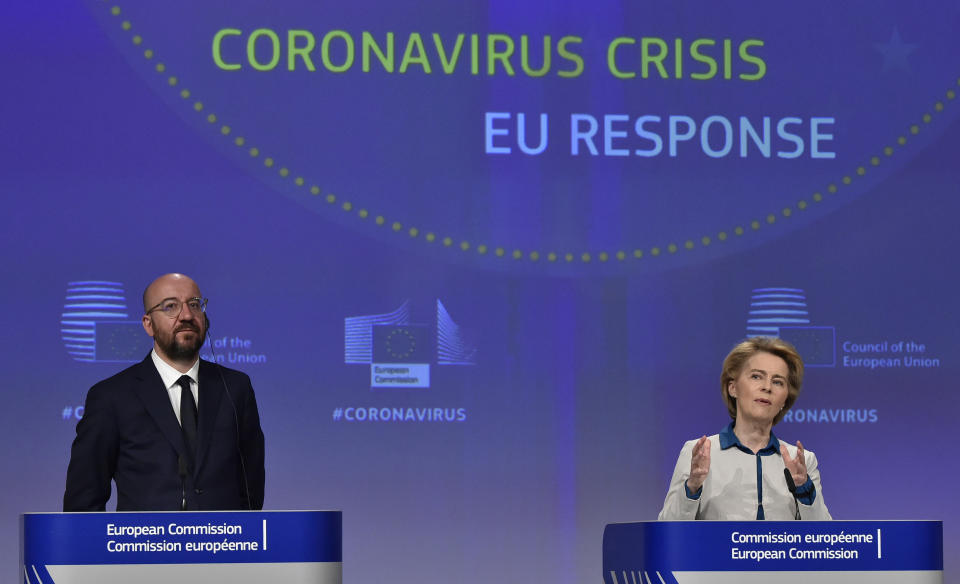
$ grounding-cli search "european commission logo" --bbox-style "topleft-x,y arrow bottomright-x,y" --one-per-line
60,281 -> 151,363
345,300 -> 477,388
745,287 -> 836,367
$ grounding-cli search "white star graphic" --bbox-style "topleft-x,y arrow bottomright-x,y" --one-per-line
874,27 -> 917,73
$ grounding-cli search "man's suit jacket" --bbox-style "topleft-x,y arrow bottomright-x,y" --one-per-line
64,355 -> 265,511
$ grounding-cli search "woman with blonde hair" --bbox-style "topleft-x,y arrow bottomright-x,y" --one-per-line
658,337 -> 831,520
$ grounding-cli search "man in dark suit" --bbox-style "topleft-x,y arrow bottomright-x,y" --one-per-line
64,273 -> 265,511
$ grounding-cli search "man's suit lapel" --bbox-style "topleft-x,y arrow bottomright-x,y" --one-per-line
195,360 -> 224,475
131,355 -> 188,460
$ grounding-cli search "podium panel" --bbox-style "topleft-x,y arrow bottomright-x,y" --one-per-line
21,510 -> 341,584
603,520 -> 942,584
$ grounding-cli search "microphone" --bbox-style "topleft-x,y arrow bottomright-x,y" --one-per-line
205,320 -> 254,511
178,456 -> 188,511
783,467 -> 796,493
783,468 -> 801,520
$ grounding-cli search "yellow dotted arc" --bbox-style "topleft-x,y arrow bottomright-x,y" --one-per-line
105,3 -> 959,265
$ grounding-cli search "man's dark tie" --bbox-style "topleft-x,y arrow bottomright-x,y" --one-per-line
177,375 -> 198,467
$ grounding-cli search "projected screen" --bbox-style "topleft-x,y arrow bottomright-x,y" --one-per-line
3,2 -> 959,582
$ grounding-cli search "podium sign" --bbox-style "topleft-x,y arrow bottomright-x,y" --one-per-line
603,521 -> 942,584
21,510 -> 341,583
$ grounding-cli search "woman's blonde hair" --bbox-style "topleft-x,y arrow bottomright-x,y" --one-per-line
721,337 -> 804,425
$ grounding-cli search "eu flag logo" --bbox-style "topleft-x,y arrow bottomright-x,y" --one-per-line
95,321 -> 152,362
779,326 -> 836,367
373,325 -> 432,364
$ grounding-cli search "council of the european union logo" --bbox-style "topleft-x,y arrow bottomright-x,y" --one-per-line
745,287 -> 835,367
345,300 -> 477,388
60,281 -> 152,363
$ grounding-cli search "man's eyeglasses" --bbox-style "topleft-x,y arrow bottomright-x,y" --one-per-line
146,297 -> 208,319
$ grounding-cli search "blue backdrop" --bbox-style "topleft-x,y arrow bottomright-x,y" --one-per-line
3,1 -> 959,582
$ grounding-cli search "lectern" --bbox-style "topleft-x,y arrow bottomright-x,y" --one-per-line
603,520 -> 942,584
21,510 -> 341,583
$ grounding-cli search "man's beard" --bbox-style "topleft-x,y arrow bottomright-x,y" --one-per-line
158,324 -> 206,360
